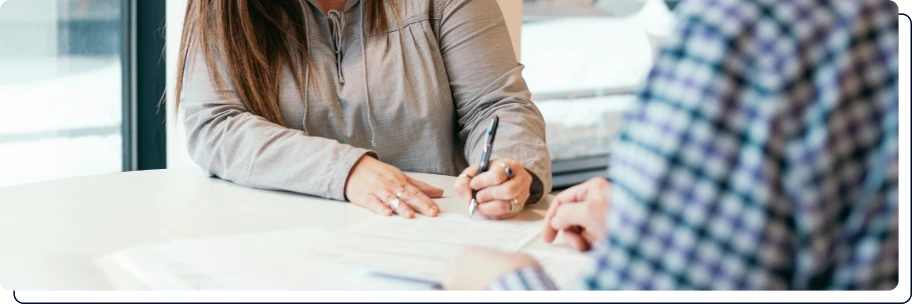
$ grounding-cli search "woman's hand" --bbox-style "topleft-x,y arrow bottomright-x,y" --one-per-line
543,177 -> 611,251
345,155 -> 444,218
453,159 -> 533,220
442,247 -> 541,290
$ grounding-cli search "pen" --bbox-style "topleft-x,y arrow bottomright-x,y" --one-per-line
468,115 -> 500,218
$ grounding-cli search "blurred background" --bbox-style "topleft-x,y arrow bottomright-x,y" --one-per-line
0,0 -> 678,189
0,0 -> 126,188
521,0 -> 676,187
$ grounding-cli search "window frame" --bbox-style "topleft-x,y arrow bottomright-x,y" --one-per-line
123,0 -> 167,171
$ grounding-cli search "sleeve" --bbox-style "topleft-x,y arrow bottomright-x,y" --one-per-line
180,44 -> 375,201
586,0 -> 905,290
577,1 -> 755,290
487,267 -> 558,291
437,0 -> 552,203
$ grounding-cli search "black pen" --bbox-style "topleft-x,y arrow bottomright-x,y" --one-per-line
468,115 -> 500,218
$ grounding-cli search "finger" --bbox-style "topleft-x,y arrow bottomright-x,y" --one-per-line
461,164 -> 481,176
380,189 -> 416,219
469,166 -> 508,190
578,178 -> 610,203
475,176 -> 529,203
476,200 -> 511,219
549,202 -> 590,231
581,229 -> 599,246
454,165 -> 479,204
490,211 -> 522,221
469,160 -> 518,190
454,178 -> 472,205
545,197 -> 562,222
562,229 -> 590,252
395,200 -> 416,219
401,184 -> 439,217
543,199 -> 563,243
553,184 -> 589,205
408,177 -> 444,198
355,194 -> 393,217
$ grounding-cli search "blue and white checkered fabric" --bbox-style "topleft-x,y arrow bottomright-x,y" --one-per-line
493,0 -> 898,290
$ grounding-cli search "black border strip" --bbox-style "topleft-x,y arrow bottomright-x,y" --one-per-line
897,0 -> 912,303
7,291 -> 908,304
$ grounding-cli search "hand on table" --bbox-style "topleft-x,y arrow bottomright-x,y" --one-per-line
442,247 -> 541,290
453,159 -> 533,220
543,177 -> 611,251
344,155 -> 444,218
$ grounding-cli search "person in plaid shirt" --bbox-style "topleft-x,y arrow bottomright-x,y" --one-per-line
443,0 -> 898,290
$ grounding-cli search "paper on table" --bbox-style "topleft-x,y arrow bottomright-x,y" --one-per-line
523,249 -> 596,290
98,228 -> 339,290
324,213 -> 542,282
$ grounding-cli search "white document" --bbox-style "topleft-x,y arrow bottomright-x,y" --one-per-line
98,228 -> 345,290
324,214 -> 543,282
523,249 -> 596,290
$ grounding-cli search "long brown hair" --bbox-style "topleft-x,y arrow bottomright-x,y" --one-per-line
174,0 -> 393,126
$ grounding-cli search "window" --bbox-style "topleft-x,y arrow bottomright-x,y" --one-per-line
522,0 -> 676,188
0,0 -> 166,188
0,0 -> 127,188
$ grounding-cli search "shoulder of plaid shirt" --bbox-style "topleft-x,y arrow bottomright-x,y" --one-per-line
492,0 -> 900,290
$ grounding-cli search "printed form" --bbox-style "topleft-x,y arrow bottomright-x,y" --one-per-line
324,213 -> 543,282
97,213 -> 568,289
96,228 -> 338,290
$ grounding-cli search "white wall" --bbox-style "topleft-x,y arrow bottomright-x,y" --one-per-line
165,0 -> 524,169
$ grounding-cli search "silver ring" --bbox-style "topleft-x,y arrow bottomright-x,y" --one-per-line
508,198 -> 520,213
396,189 -> 406,198
504,165 -> 514,179
388,198 -> 401,210
458,173 -> 474,179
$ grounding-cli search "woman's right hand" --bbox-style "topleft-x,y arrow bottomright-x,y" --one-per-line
344,155 -> 444,218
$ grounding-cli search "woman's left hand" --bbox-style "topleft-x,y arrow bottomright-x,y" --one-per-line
442,247 -> 541,290
454,158 -> 533,220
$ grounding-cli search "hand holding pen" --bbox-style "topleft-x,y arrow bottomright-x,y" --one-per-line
453,116 -> 535,220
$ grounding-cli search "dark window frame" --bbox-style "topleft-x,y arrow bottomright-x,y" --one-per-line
123,0 -> 167,171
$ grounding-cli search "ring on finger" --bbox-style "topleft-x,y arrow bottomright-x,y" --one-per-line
388,197 -> 401,210
458,173 -> 474,179
501,163 -> 515,179
508,198 -> 520,213
396,189 -> 408,199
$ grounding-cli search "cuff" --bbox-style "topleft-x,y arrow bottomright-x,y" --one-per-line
488,267 -> 558,290
526,171 -> 545,204
328,148 -> 377,201
521,160 -> 551,204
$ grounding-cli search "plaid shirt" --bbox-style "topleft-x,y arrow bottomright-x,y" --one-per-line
495,0 -> 899,290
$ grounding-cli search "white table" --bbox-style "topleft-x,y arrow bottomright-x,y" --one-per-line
0,169 -> 576,290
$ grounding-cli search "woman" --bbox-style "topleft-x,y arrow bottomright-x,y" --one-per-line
443,0 -> 898,290
174,0 -> 551,219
